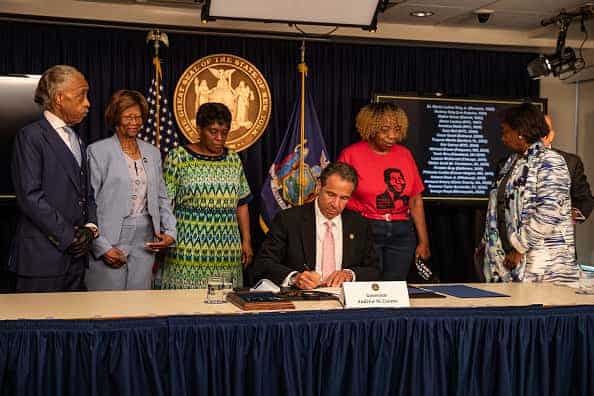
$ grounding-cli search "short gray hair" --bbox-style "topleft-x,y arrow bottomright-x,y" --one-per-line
34,65 -> 83,110
319,162 -> 359,190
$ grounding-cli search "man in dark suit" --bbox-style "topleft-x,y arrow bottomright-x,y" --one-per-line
10,65 -> 98,292
254,162 -> 379,289
544,115 -> 593,222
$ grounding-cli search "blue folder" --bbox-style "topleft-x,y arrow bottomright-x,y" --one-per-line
422,285 -> 509,298
407,286 -> 447,298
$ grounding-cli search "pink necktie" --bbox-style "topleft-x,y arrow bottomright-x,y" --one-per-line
321,221 -> 336,278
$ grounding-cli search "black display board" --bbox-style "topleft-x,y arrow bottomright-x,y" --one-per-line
375,94 -> 546,202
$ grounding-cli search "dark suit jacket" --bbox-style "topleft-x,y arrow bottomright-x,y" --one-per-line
10,117 -> 97,278
495,149 -> 594,220
254,202 -> 379,285
554,149 -> 593,219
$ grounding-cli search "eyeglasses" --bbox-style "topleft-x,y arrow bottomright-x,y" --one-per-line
121,115 -> 143,123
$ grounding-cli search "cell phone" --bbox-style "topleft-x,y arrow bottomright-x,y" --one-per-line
415,257 -> 432,280
573,208 -> 586,222
580,264 -> 594,273
145,241 -> 159,251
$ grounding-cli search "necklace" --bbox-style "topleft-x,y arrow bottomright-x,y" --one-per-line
122,146 -> 139,154
121,142 -> 140,158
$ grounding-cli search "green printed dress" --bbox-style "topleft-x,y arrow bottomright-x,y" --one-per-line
161,147 -> 252,289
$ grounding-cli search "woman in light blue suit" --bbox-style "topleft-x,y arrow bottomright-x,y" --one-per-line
86,90 -> 176,290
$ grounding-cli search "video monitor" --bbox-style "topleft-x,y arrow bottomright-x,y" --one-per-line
374,93 -> 546,203
0,75 -> 42,201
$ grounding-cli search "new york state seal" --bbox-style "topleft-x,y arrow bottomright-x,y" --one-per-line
173,54 -> 272,151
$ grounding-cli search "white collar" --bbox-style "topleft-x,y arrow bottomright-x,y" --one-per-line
43,110 -> 68,131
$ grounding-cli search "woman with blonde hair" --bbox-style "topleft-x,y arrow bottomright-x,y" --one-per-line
338,102 -> 430,280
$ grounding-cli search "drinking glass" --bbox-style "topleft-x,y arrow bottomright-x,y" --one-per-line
205,276 -> 225,303
576,265 -> 594,295
221,272 -> 234,300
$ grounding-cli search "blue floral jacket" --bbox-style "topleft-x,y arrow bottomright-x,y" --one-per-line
483,141 -> 578,283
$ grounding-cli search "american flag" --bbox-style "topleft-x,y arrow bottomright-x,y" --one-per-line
138,57 -> 180,158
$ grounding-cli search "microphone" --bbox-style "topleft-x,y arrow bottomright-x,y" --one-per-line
541,8 -> 592,27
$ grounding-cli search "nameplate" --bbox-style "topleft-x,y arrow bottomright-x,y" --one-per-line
342,281 -> 410,308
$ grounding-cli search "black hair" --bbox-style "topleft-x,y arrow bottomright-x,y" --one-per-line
319,162 -> 359,189
196,102 -> 232,129
501,103 -> 549,144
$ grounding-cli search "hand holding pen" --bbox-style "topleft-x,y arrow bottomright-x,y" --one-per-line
293,262 -> 322,290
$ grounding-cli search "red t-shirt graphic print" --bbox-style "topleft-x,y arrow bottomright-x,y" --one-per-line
338,141 -> 424,221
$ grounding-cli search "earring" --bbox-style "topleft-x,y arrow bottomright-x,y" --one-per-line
518,135 -> 523,139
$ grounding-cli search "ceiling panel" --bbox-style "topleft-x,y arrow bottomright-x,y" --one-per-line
444,11 -> 547,30
491,0 -> 586,13
380,4 -> 476,25
2,0 -> 594,49
393,0 -> 492,6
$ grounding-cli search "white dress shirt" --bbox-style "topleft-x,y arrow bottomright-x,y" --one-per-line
314,198 -> 343,273
44,110 -> 79,152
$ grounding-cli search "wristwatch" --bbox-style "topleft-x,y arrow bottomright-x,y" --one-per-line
288,272 -> 299,287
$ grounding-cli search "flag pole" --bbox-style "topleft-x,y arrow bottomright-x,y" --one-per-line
146,29 -> 169,149
297,40 -> 308,206
154,57 -> 161,149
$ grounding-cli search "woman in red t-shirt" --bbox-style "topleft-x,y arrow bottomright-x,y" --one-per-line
338,102 -> 430,280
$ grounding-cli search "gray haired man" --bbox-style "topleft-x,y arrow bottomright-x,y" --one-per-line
10,65 -> 98,292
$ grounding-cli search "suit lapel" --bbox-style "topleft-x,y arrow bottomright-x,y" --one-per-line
300,203 -> 316,269
40,118 -> 82,193
137,140 -> 155,200
111,135 -> 134,212
341,211 -> 355,267
111,134 -> 129,170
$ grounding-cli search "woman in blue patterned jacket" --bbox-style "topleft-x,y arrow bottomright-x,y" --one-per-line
483,103 -> 578,283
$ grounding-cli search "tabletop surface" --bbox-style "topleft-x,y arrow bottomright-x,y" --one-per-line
1,282 -> 593,321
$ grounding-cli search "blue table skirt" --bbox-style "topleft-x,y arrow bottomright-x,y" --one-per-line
1,306 -> 594,396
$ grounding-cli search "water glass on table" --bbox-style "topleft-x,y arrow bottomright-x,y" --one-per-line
221,272 -> 234,297
205,273 -> 234,303
576,264 -> 594,295
206,276 -> 225,304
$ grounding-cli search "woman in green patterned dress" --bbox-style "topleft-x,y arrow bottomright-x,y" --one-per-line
161,102 -> 253,288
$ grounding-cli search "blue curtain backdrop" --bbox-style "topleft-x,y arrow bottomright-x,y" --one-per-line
1,306 -> 593,396
0,21 -> 539,285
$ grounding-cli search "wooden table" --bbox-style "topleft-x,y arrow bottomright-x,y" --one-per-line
2,283 -> 594,395
1,282 -> 593,320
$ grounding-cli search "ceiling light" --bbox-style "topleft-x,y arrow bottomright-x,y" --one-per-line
527,48 -> 578,79
202,0 -> 384,31
410,11 -> 434,18
527,7 -> 591,79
